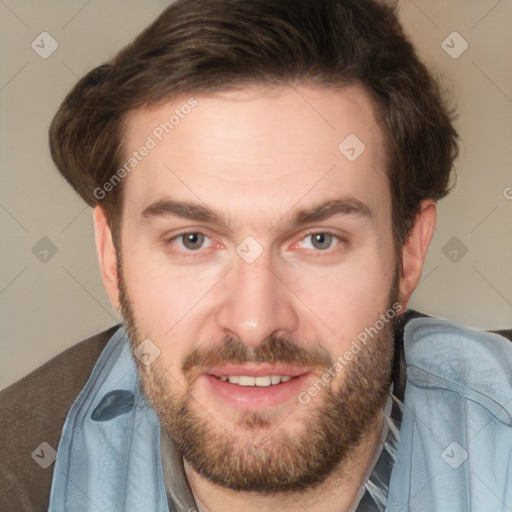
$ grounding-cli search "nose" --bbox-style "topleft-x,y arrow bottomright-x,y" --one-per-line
214,251 -> 299,347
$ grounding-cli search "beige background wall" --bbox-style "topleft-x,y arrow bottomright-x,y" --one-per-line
1,0 -> 511,390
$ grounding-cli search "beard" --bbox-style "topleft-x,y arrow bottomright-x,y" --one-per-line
118,257 -> 397,494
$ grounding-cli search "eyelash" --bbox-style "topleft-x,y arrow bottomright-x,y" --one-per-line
164,230 -> 345,257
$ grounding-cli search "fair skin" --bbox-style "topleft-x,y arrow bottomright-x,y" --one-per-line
94,84 -> 435,511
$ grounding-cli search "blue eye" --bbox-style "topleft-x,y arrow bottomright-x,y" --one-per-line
169,232 -> 211,252
299,232 -> 340,251
310,233 -> 335,250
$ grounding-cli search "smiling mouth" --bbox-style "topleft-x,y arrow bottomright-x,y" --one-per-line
205,364 -> 310,387
200,369 -> 313,410
214,375 -> 295,386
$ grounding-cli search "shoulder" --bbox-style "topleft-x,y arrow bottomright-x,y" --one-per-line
389,317 -> 512,509
403,316 -> 512,421
0,325 -> 119,511
404,316 -> 512,373
391,311 -> 511,402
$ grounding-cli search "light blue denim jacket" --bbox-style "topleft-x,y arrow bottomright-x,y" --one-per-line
387,318 -> 512,511
48,317 -> 512,511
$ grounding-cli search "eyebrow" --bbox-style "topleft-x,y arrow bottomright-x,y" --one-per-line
142,199 -> 221,224
291,196 -> 371,226
140,195 -> 371,229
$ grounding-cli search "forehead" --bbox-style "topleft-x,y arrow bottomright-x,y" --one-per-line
120,84 -> 390,230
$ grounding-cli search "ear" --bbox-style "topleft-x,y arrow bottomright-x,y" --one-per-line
93,205 -> 120,312
399,200 -> 437,309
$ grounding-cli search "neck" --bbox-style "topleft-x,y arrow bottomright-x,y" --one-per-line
183,411 -> 385,512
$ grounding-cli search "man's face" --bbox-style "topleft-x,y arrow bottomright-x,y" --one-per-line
116,84 -> 398,491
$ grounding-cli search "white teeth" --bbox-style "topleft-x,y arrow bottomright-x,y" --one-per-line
271,375 -> 282,385
238,376 -> 256,386
255,376 -> 272,387
219,375 -> 294,386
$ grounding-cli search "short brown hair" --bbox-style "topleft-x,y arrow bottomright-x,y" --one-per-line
49,0 -> 458,249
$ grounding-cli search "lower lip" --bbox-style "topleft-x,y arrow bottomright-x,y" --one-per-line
200,373 -> 313,410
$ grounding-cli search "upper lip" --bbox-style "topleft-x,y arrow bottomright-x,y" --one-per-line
205,364 -> 311,378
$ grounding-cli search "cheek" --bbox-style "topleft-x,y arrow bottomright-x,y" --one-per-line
120,258 -> 197,375
119,240 -> 221,344
286,244 -> 396,345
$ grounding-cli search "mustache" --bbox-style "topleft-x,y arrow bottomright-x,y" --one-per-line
182,334 -> 334,378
